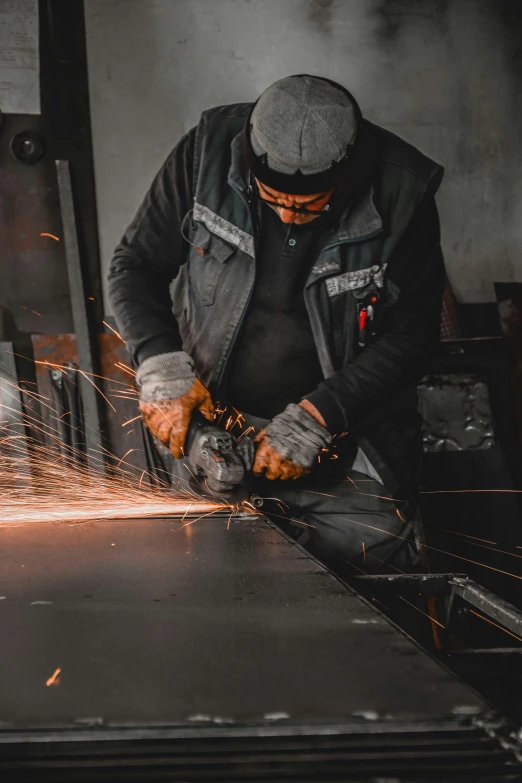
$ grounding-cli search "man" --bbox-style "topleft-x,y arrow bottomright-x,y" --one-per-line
109,75 -> 444,574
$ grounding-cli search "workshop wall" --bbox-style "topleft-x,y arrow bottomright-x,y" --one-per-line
84,0 -> 522,312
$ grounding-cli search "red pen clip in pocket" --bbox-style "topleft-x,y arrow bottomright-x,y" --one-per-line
358,293 -> 379,347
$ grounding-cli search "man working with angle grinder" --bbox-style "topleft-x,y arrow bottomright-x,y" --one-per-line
109,75 -> 444,574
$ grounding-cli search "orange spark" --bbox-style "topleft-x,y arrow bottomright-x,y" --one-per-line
122,415 -> 140,427
172,507 -> 228,534
46,668 -> 61,686
30,358 -> 133,387
40,233 -> 60,241
241,501 -> 257,513
362,541 -> 366,561
114,361 -> 135,377
0,374 -> 226,526
102,320 -> 124,342
180,504 -> 193,523
262,509 -> 315,529
304,487 -> 397,503
336,513 -> 522,583
236,425 -> 255,442
115,448 -> 136,469
394,622 -> 417,644
77,368 -> 116,413
20,305 -> 42,317
469,609 -> 522,644
421,489 -> 522,494
439,529 -> 497,546
399,596 -> 445,629
303,489 -> 338,498
230,408 -> 245,430
445,536 -> 522,562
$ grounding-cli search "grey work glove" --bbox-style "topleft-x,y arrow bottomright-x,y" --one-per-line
136,351 -> 196,402
253,403 -> 332,480
136,351 -> 214,459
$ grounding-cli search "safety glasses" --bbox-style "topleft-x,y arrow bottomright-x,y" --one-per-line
259,197 -> 331,216
254,180 -> 333,216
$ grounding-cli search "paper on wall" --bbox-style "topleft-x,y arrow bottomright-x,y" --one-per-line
0,0 -> 40,115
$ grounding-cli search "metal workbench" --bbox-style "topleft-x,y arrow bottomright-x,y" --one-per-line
0,513 -> 520,781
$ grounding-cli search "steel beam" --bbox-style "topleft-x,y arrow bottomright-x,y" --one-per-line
0,339 -> 42,488
449,575 -> 522,640
56,160 -> 105,472
350,573 -> 458,597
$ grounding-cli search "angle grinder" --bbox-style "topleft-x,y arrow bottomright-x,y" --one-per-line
184,411 -> 262,504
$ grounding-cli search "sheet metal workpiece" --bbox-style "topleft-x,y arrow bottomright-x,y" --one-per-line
0,513 -> 520,780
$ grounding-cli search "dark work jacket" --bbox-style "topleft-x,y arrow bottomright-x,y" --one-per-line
109,102 -> 445,505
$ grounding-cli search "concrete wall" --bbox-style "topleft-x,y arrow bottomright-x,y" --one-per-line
84,0 -> 522,312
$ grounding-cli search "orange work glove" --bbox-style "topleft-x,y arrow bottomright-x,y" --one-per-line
136,351 -> 214,459
253,400 -> 331,481
253,430 -> 309,480
139,378 -> 214,459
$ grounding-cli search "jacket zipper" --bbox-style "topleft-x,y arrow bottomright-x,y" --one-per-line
215,181 -> 259,389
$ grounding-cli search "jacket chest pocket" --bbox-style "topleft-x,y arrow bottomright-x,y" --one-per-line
187,222 -> 236,306
324,265 -> 399,362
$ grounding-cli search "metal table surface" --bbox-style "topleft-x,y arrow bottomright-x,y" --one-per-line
0,513 -> 519,781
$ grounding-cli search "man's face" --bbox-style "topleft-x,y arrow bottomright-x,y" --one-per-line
255,179 -> 334,226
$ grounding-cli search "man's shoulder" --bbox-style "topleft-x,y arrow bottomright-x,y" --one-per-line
367,120 -> 444,188
194,103 -> 253,154
199,102 -> 253,124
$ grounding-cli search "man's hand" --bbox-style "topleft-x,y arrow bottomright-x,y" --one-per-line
136,351 -> 214,458
253,430 -> 309,480
298,399 -> 327,427
139,378 -> 214,459
253,401 -> 332,481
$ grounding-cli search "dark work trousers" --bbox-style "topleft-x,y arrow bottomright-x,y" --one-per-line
164,411 -> 419,577
245,472 -> 417,576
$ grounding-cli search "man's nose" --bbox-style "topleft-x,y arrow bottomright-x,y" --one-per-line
278,207 -> 296,223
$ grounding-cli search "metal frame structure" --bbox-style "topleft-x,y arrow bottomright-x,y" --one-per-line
56,160 -> 105,472
351,572 -> 522,654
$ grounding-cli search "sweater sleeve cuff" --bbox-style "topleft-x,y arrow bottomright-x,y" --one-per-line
135,335 -> 184,366
303,387 -> 348,435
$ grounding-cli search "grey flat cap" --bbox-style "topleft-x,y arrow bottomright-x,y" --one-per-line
243,75 -> 362,194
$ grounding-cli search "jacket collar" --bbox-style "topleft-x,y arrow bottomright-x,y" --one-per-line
228,131 -> 383,245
